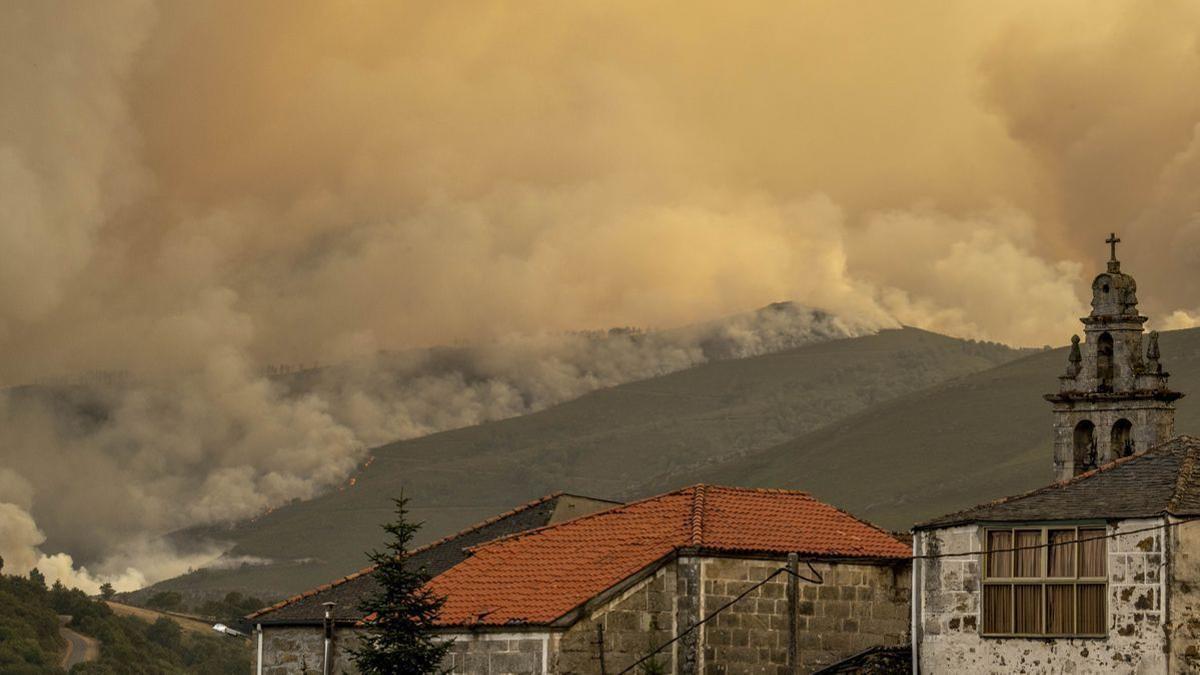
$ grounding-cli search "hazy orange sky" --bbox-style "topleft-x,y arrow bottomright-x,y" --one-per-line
4,0 -> 1200,381
7,0 -> 1200,592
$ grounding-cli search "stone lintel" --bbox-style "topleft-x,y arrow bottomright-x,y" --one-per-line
1044,390 -> 1183,404
1080,315 -> 1148,327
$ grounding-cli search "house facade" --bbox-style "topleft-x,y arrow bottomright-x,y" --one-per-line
913,238 -> 1200,673
250,485 -> 912,674
914,436 -> 1200,673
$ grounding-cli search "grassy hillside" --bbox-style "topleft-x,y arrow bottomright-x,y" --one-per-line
0,570 -> 248,674
149,327 -> 1023,598
664,327 -> 1200,532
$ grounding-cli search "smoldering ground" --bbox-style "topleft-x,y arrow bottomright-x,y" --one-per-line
4,0 -> 1200,590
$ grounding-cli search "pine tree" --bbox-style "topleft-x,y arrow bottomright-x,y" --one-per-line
351,495 -> 452,674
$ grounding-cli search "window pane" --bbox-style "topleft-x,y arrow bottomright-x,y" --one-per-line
984,585 -> 1013,633
987,531 -> 1013,577
1079,528 -> 1106,577
1015,530 -> 1042,578
1046,584 -> 1074,634
1048,530 -> 1076,577
1014,584 -> 1042,634
1078,584 -> 1106,634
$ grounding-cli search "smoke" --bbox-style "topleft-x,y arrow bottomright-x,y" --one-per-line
0,302 -> 873,590
4,1 -> 1200,589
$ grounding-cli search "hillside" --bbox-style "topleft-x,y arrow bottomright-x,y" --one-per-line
0,570 -> 248,674
663,327 -> 1200,531
145,327 -> 1023,598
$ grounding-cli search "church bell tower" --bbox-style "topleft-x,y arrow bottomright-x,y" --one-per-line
1045,234 -> 1183,481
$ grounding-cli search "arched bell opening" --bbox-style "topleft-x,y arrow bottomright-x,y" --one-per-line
1096,332 -> 1114,391
1074,420 -> 1097,474
1112,419 -> 1134,458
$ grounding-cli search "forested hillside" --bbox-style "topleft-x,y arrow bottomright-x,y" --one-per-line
143,327 -> 1025,598
669,327 -> 1200,531
0,562 -> 248,674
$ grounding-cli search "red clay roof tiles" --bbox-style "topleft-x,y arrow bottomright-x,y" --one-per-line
430,485 -> 908,626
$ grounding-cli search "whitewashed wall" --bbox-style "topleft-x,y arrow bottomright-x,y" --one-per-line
915,519 -> 1168,674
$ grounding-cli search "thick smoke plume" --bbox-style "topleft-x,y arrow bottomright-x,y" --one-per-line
0,304 -> 873,591
4,1 -> 1200,589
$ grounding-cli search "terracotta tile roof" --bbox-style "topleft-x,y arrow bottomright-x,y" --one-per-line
429,484 -> 909,626
247,492 -> 617,624
915,435 -> 1200,530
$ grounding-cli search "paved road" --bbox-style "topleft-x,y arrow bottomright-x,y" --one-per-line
58,616 -> 99,669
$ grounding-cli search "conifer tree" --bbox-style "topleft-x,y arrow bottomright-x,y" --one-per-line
351,495 -> 451,674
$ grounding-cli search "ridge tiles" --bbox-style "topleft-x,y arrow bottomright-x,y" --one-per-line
430,484 -> 909,626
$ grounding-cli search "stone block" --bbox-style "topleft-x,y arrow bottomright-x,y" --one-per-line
488,650 -> 538,673
824,601 -> 851,619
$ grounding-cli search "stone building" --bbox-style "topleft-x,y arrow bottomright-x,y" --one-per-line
250,485 -> 911,674
246,492 -> 619,674
913,436 -> 1200,673
913,237 -> 1200,673
1045,234 -> 1182,481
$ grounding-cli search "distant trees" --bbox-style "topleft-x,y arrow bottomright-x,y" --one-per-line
351,495 -> 451,675
0,568 -> 248,673
100,582 -> 116,600
146,590 -> 184,611
197,591 -> 266,623
147,616 -> 183,650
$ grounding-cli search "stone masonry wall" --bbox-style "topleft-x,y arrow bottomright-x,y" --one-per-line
1052,400 -> 1176,479
260,626 -> 361,675
442,632 -> 553,675
1169,518 -> 1200,671
555,563 -> 677,674
699,557 -> 910,674
918,520 -> 1168,673
260,555 -> 910,675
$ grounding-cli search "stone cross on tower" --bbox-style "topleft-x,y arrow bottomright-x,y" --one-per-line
1106,232 -> 1121,272
1044,235 -> 1182,481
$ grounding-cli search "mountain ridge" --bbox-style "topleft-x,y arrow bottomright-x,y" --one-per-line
135,326 -> 1026,600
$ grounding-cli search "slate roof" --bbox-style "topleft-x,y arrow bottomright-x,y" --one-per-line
247,492 -> 617,624
429,484 -> 910,626
916,435 -> 1200,530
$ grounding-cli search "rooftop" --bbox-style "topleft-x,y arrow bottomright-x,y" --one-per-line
430,484 -> 910,626
916,435 -> 1200,530
247,492 -> 618,624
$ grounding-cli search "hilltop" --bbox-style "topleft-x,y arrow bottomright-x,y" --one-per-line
662,327 -> 1200,531
143,327 -> 1023,599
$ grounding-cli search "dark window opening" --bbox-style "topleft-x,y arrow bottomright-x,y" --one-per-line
1112,419 -> 1134,458
1074,420 -> 1096,474
1097,333 -> 1114,391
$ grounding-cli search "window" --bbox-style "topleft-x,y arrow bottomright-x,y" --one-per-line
982,525 -> 1107,637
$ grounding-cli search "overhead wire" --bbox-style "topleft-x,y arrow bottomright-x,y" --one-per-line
616,516 -> 1200,673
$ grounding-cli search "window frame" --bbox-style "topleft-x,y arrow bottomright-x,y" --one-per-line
980,522 -> 1108,639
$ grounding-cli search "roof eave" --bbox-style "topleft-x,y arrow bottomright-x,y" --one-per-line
913,509 -> 1200,531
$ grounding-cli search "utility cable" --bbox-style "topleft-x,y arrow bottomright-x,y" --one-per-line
616,561 -> 822,675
